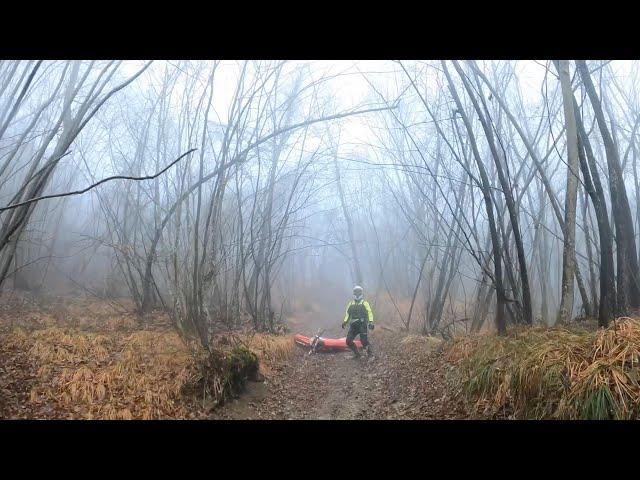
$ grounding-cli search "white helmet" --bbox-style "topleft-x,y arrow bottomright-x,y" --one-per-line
353,285 -> 363,301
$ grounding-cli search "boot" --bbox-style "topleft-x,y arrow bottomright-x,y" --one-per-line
349,344 -> 361,359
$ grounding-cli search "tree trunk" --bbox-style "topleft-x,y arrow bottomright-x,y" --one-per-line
555,60 -> 580,323
443,61 -> 506,335
577,60 -> 640,312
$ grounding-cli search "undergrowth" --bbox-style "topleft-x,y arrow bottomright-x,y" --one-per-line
2,325 -> 294,419
445,317 -> 640,419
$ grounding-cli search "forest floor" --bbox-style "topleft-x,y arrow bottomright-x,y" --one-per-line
4,291 -> 633,420
0,291 -> 472,420
211,330 -> 471,420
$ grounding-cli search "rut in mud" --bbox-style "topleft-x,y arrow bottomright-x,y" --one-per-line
212,331 -> 471,420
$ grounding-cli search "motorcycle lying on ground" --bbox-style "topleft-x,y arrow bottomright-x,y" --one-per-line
294,328 -> 363,355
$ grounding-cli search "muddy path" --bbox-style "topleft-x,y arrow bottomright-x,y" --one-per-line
211,331 -> 471,420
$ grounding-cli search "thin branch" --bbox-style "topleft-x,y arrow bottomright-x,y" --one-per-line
0,148 -> 196,212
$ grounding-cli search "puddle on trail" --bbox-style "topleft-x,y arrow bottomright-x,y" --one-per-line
219,381 -> 269,418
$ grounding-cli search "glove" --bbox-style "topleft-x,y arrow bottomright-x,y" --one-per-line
368,323 -> 374,330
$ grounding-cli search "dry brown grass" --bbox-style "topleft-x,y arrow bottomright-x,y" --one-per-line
244,333 -> 295,364
445,317 -> 640,419
397,334 -> 444,364
0,292 -> 153,331
19,327 -> 203,419
2,326 -> 273,419
0,293 -> 301,419
400,334 -> 443,349
206,331 -> 295,378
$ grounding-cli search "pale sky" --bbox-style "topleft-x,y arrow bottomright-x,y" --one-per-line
117,59 -> 634,162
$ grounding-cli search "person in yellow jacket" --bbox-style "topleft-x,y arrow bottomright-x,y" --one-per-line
341,285 -> 374,358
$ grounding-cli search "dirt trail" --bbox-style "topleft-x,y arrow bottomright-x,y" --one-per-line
212,331 -> 470,420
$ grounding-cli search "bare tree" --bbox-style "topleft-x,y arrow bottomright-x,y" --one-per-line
555,60 -> 580,323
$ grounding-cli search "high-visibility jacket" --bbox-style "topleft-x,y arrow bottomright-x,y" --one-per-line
342,299 -> 374,327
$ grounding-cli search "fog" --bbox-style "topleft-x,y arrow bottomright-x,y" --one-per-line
1,60 -> 639,345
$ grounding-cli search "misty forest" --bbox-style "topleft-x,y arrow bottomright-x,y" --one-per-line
1,59 -> 640,420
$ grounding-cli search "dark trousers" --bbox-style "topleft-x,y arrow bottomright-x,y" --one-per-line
346,321 -> 370,355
